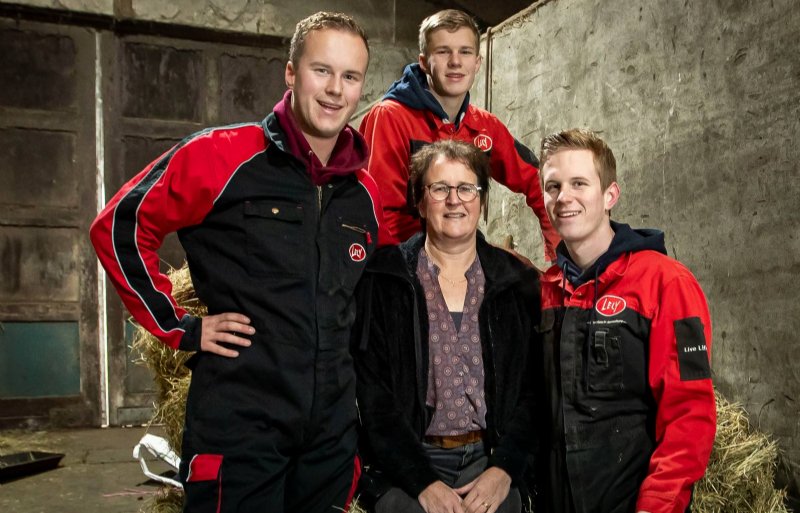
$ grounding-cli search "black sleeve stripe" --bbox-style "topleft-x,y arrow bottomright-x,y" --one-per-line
674,316 -> 711,381
111,140 -> 188,334
111,123 -> 263,335
109,125 -> 237,334
514,139 -> 540,168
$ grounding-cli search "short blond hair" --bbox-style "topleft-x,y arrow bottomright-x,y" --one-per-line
289,12 -> 369,64
540,128 -> 617,191
418,9 -> 480,56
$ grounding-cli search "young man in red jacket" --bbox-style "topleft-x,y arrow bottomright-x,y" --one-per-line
90,12 -> 381,513
536,128 -> 715,513
359,9 -> 559,260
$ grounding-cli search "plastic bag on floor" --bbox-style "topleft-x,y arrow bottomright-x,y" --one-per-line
133,433 -> 183,489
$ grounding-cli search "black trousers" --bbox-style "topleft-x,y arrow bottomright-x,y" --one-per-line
179,338 -> 359,513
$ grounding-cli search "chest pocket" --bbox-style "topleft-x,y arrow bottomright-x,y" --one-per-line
320,219 -> 371,294
585,327 -> 624,392
243,200 -> 306,277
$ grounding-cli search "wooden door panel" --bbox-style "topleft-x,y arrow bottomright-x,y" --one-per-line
0,19 -> 98,428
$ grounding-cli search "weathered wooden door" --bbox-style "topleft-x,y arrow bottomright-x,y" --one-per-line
0,19 -> 100,427
0,16 -> 285,427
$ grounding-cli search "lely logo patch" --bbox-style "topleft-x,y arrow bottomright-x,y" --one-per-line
596,295 -> 627,317
349,243 -> 366,262
474,134 -> 493,152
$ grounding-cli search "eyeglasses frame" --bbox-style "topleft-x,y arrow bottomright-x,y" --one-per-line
423,182 -> 483,202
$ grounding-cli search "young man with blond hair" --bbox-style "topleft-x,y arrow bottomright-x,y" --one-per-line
91,12 -> 381,513
360,9 -> 559,260
536,128 -> 716,513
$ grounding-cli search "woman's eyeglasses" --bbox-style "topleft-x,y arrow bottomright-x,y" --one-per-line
424,182 -> 482,202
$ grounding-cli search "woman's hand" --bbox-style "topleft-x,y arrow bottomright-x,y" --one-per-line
454,467 -> 512,513
418,480 -> 465,513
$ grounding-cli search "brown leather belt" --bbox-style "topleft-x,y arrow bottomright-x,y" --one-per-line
424,430 -> 485,449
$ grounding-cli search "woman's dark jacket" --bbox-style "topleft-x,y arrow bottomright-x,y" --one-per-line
351,232 -> 543,498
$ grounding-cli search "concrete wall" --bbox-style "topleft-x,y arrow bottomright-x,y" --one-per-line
0,0 -> 433,113
474,0 -> 800,498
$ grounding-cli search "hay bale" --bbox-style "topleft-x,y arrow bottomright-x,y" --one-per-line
693,392 -> 790,513
134,263 -> 791,513
139,486 -> 184,513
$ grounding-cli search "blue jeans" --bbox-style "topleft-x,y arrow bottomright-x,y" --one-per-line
374,441 -> 522,513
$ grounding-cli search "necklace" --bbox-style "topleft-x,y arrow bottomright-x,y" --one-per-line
438,274 -> 467,287
424,242 -> 474,287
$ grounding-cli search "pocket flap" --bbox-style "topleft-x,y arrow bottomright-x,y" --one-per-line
187,453 -> 223,482
244,200 -> 303,222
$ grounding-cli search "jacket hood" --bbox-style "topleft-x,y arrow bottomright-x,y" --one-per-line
557,221 -> 666,287
383,63 -> 470,125
264,90 -> 369,185
367,231 -> 536,294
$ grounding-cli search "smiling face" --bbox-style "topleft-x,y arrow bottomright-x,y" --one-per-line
285,28 -> 368,146
419,156 -> 482,244
542,149 -> 619,258
419,26 -> 481,104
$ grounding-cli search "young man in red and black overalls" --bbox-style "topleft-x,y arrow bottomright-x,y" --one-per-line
536,128 -> 716,513
91,12 -> 382,513
359,9 -> 559,261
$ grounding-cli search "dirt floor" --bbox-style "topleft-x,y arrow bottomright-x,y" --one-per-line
2,426 -> 796,513
0,426 -> 175,513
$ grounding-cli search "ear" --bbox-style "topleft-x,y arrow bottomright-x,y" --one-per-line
417,197 -> 427,220
285,61 -> 295,89
604,182 -> 620,211
474,53 -> 483,73
418,53 -> 429,74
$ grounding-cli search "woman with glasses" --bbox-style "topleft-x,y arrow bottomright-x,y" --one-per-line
353,139 -> 542,513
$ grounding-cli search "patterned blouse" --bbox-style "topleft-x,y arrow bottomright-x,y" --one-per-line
417,248 -> 487,436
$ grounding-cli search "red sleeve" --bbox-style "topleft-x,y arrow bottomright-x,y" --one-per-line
90,125 -> 265,349
637,272 -> 716,513
485,120 -> 559,262
359,103 -> 415,245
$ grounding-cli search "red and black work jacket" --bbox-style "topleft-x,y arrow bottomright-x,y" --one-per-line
90,112 -> 382,352
538,222 -> 715,513
359,63 -> 559,260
